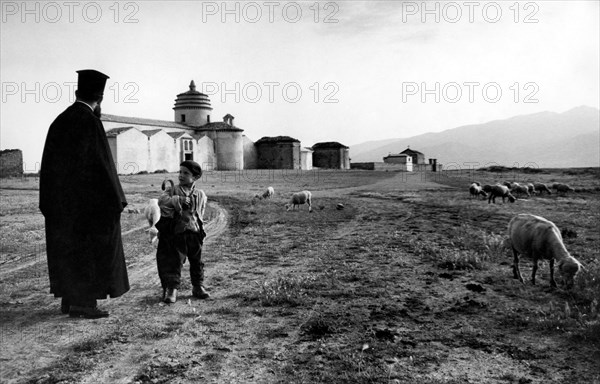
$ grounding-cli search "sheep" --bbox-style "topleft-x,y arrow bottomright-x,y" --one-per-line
503,181 -> 516,190
469,182 -> 487,199
534,182 -> 552,195
512,184 -> 530,197
526,183 -> 535,195
508,213 -> 582,288
262,186 -> 275,199
488,184 -> 516,204
554,183 -> 575,195
482,184 -> 493,194
144,198 -> 161,247
285,190 -> 312,212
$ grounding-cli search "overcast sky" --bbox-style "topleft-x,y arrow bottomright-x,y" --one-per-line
1,0 -> 598,170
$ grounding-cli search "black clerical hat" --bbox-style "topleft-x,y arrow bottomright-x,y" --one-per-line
76,69 -> 109,97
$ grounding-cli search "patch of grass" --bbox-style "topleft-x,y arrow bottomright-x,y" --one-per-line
252,274 -> 318,307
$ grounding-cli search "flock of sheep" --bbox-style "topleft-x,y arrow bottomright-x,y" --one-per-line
469,181 -> 575,204
467,181 -> 583,289
142,181 -> 582,291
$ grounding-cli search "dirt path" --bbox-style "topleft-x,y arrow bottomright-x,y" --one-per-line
0,202 -> 228,384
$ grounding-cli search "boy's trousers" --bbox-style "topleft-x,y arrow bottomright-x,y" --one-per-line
156,230 -> 205,290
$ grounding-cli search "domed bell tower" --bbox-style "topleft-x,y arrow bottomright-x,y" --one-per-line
173,80 -> 213,126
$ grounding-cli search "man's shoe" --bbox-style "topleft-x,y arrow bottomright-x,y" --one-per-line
165,288 -> 177,304
61,298 -> 70,314
69,306 -> 109,319
192,286 -> 211,299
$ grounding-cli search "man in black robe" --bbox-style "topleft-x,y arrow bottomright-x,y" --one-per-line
39,69 -> 129,319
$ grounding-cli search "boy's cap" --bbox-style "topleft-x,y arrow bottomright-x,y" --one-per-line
180,160 -> 202,177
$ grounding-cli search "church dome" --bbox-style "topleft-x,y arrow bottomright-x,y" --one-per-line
173,80 -> 213,111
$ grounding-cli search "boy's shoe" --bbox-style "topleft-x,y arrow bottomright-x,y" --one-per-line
192,286 -> 211,299
165,288 -> 177,304
69,306 -> 109,319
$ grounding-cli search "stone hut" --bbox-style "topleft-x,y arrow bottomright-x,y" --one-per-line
312,142 -> 350,169
0,149 -> 23,177
254,136 -> 301,169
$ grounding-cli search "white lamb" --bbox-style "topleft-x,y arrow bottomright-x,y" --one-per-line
508,213 -> 582,288
469,182 -> 487,199
262,186 -> 275,199
526,183 -> 535,195
285,190 -> 312,212
144,198 -> 161,247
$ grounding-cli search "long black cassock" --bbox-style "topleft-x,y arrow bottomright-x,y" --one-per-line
40,102 -> 129,301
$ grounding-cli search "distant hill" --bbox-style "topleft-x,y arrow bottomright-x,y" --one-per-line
350,106 -> 600,168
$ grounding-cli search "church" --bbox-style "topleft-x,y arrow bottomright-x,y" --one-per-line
102,80 -> 352,174
102,81 -> 257,174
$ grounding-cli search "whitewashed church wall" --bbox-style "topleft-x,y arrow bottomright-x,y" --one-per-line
215,131 -> 244,170
243,136 -> 257,169
117,129 -> 149,174
148,131 -> 176,172
195,136 -> 215,171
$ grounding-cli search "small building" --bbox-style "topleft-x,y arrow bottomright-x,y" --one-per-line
255,136 -> 301,169
0,149 -> 23,177
400,147 -> 425,165
383,153 -> 413,172
300,147 -> 313,170
312,142 -> 350,169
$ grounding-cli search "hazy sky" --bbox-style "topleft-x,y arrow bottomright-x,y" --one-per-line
1,0 -> 599,170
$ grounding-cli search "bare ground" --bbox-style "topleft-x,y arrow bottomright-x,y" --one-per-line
0,169 -> 599,384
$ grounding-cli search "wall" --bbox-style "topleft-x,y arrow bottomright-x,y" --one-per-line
313,148 -> 349,169
195,135 -> 215,171
351,162 -> 412,171
214,131 -> 243,170
243,136 -> 257,169
256,142 -> 300,169
148,130 -> 179,172
118,128 -> 149,174
174,108 -> 211,126
300,150 -> 313,170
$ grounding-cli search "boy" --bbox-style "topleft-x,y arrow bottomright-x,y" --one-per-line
155,160 -> 210,303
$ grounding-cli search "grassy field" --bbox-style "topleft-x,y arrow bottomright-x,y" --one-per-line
0,167 -> 599,384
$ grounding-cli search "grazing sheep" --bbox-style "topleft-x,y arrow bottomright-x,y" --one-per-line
285,190 -> 312,212
512,184 -> 531,197
262,186 -> 275,199
508,214 -> 582,288
144,198 -> 161,247
526,183 -> 535,195
554,183 -> 575,195
482,184 -> 493,194
488,185 -> 516,204
469,182 -> 487,199
534,182 -> 552,195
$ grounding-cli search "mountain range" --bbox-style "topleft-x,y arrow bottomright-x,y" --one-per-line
349,106 -> 599,168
